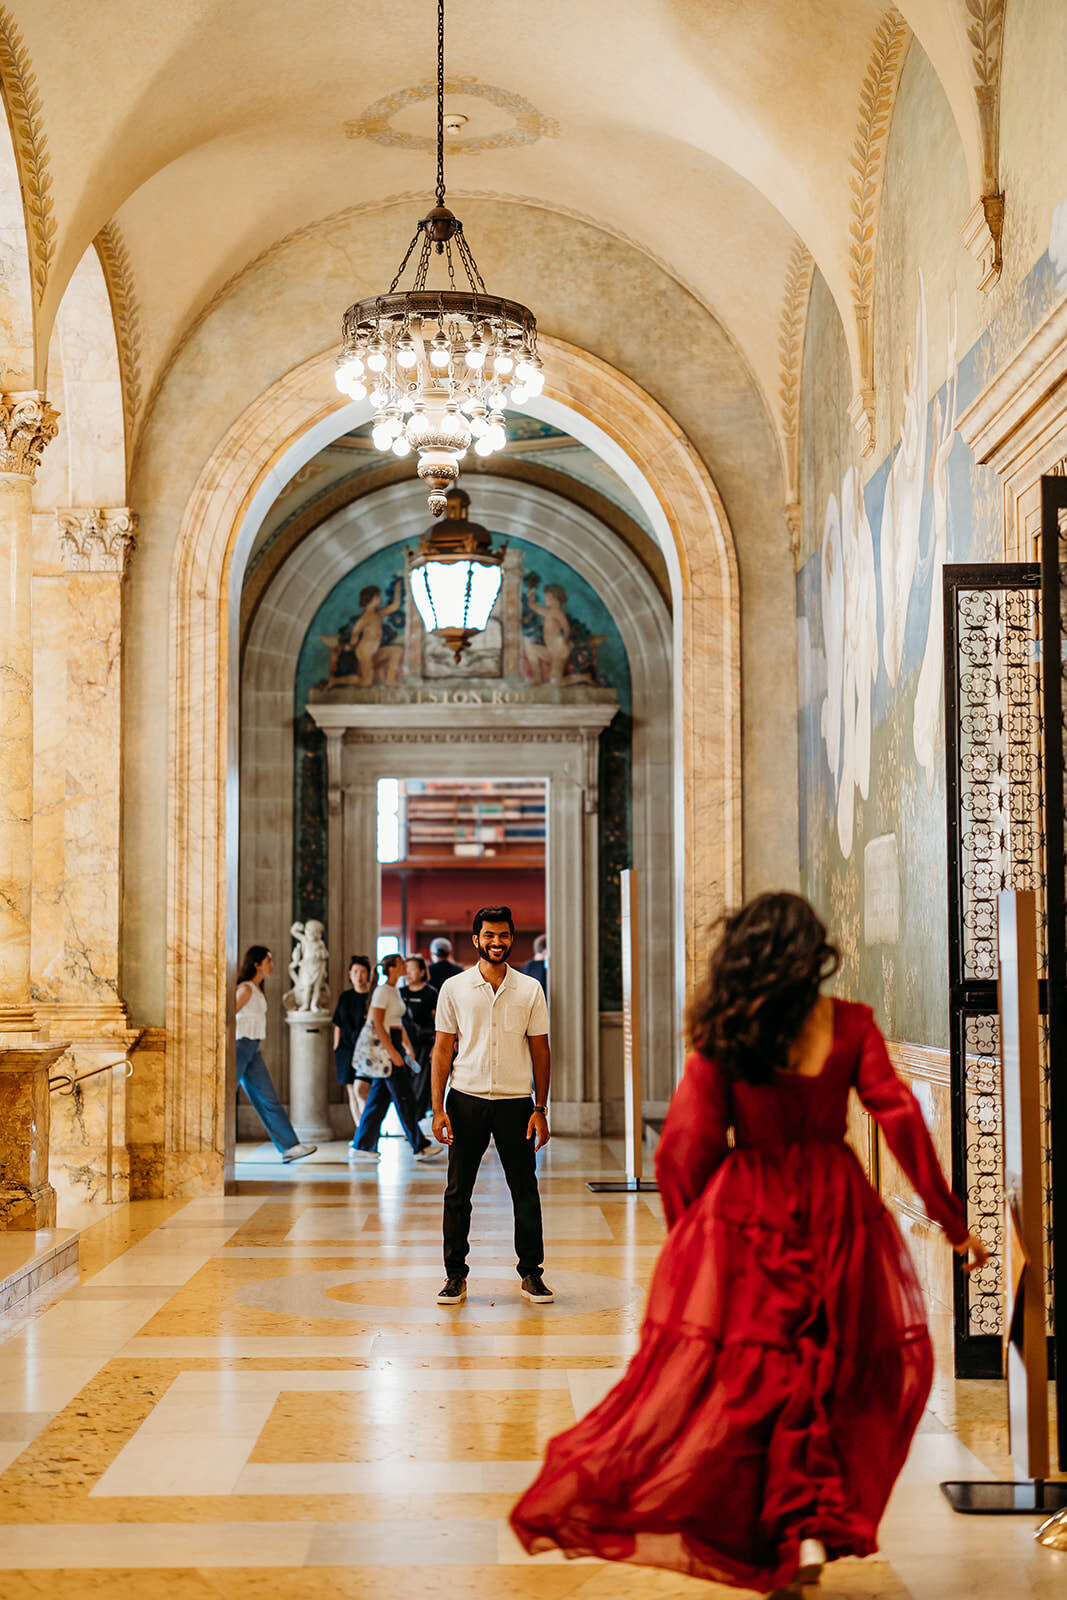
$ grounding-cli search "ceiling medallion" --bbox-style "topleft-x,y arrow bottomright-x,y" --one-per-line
344,76 -> 559,156
334,0 -> 543,519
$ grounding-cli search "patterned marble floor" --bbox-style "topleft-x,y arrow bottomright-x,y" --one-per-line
0,1134 -> 1064,1598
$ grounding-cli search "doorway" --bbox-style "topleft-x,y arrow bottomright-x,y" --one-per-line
378,778 -> 547,969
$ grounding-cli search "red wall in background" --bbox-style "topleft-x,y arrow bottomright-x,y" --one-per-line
381,866 -> 545,966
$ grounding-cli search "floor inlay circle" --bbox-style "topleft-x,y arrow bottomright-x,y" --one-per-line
232,1264 -> 641,1323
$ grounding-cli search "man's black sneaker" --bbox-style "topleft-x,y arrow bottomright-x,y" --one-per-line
520,1273 -> 555,1303
436,1277 -> 467,1305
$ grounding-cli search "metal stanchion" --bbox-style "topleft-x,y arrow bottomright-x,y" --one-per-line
588,870 -> 657,1194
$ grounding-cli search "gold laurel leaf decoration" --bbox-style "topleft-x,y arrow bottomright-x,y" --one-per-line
95,221 -> 143,454
848,8 -> 910,379
0,6 -> 55,304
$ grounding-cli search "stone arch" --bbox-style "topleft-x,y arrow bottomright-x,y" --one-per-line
240,474 -> 675,1127
164,335 -> 739,1193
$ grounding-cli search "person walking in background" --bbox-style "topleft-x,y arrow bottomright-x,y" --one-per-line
431,906 -> 552,1307
401,954 -> 438,1117
333,954 -> 373,1131
428,936 -> 463,989
510,893 -> 987,1595
350,954 -> 444,1164
235,946 -> 316,1163
520,933 -> 548,996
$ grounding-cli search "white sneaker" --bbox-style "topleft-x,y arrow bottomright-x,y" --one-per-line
347,1147 -> 380,1163
794,1538 -> 826,1584
282,1143 -> 316,1163
415,1143 -> 445,1161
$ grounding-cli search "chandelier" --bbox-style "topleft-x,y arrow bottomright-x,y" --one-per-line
334,0 -> 543,517
408,487 -> 505,662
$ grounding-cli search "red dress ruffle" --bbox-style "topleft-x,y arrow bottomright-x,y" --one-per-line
510,1000 -> 967,1592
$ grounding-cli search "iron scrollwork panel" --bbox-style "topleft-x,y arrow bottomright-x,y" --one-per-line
945,565 -> 1042,1374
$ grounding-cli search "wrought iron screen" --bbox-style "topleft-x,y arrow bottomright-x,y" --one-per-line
1040,475 -> 1067,1465
944,564 -> 1046,1381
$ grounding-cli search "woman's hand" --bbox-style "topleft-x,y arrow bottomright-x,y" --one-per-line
389,1049 -> 404,1068
953,1231 -> 989,1276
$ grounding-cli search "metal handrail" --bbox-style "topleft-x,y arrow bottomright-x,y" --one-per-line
48,1056 -> 134,1205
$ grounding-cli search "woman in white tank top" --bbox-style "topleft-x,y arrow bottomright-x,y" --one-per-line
235,945 -> 316,1163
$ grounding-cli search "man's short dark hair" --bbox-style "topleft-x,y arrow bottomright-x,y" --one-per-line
533,934 -> 547,957
473,905 -> 514,937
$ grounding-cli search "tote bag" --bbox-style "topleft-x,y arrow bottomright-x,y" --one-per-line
352,1017 -> 393,1079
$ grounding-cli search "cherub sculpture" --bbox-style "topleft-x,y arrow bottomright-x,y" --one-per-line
284,919 -> 329,1012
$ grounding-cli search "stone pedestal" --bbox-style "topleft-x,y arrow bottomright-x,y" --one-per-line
0,1044 -> 69,1228
285,1010 -> 334,1142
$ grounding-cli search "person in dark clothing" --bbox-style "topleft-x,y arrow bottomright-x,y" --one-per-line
428,936 -> 463,989
350,954 -> 444,1164
520,933 -> 548,996
333,955 -> 373,1130
402,955 -> 438,1117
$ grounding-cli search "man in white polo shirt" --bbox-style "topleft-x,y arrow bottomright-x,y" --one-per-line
430,905 -> 552,1307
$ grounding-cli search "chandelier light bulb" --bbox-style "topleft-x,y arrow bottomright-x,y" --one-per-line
392,436 -> 412,456
371,419 -> 393,451
509,385 -> 529,405
465,340 -> 487,369
525,365 -> 545,395
493,350 -> 514,375
367,345 -> 388,374
396,341 -> 417,369
370,383 -> 389,408
474,436 -> 494,457
429,334 -> 452,369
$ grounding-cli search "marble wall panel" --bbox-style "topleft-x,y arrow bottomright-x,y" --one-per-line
126,1028 -> 166,1198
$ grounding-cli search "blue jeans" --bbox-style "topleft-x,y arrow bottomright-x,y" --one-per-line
236,1037 -> 300,1154
353,1030 -> 428,1154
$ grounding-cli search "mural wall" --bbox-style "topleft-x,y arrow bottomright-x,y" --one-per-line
797,34 -> 1067,1048
293,531 -> 632,1007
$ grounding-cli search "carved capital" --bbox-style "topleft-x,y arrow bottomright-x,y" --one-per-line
961,192 -> 1005,293
56,507 -> 138,574
0,391 -> 58,478
848,390 -> 876,458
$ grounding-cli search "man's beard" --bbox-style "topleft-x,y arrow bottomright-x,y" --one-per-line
479,944 -> 510,966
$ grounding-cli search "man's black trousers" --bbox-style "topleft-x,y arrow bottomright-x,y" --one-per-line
443,1089 -> 544,1280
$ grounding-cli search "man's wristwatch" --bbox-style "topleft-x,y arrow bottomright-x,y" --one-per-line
534,1104 -> 548,1115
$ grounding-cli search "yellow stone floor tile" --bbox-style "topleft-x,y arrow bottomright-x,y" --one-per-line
0,1138 -> 1060,1599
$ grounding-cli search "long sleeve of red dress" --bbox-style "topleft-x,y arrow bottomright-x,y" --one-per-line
854,1012 -> 968,1246
654,1049 -> 731,1228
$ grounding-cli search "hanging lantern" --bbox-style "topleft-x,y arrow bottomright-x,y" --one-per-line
408,487 -> 505,661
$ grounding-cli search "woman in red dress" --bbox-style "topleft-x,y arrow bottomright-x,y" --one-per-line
511,893 -> 987,1596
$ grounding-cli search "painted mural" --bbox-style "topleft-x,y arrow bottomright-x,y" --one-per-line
293,532 -> 632,1007
797,36 -> 1067,1048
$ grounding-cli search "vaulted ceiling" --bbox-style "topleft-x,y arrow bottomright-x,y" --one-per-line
10,1 -> 990,473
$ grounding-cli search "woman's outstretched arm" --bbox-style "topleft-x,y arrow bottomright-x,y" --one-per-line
654,1051 -> 732,1228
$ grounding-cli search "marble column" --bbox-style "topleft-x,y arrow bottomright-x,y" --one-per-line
0,394 -> 59,1039
32,508 -> 141,1203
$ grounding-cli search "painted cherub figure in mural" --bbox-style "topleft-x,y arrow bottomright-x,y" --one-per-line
522,577 -> 600,686
322,578 -> 405,687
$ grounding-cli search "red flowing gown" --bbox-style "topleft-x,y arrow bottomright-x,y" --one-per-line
510,1000 -> 968,1592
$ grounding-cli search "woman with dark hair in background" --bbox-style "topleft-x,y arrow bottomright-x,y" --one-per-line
349,953 -> 444,1164
401,954 -> 437,1118
235,945 -> 316,1163
333,955 -> 373,1135
511,892 -> 987,1596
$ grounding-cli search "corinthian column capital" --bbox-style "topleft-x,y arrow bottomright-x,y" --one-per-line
56,507 -> 138,575
0,391 -> 59,478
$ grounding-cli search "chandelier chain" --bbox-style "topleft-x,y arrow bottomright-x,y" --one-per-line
436,0 -> 446,208
387,227 -> 425,295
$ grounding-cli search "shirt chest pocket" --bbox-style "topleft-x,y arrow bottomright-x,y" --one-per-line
503,1002 -> 526,1034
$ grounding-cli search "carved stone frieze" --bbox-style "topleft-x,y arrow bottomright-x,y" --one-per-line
0,391 -> 58,478
56,507 -> 138,574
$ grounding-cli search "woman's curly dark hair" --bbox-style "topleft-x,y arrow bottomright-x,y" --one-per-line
688,892 -> 839,1084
